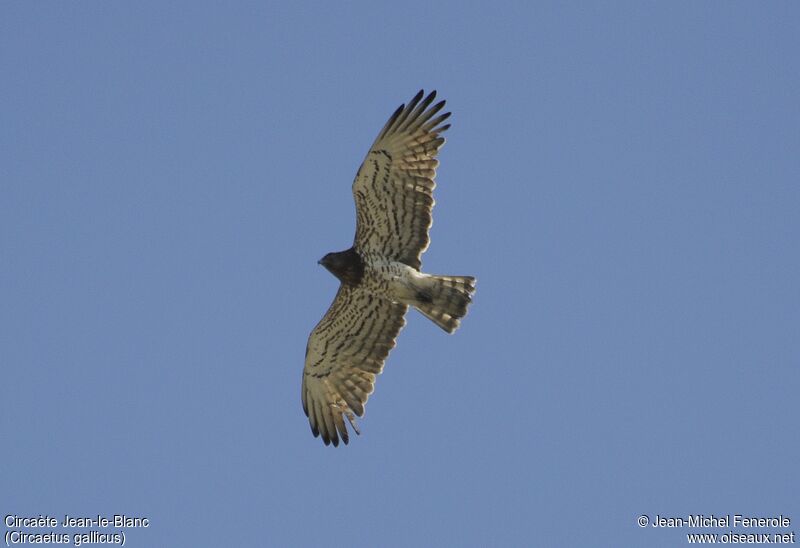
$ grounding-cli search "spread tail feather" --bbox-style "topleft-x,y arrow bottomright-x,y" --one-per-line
413,275 -> 476,333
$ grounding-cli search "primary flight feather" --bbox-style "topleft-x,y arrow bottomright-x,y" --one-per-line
302,90 -> 476,446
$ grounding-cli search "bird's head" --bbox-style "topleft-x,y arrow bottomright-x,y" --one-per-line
318,252 -> 336,272
318,248 -> 365,285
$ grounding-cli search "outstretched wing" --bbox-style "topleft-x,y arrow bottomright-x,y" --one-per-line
302,285 -> 408,446
352,90 -> 451,270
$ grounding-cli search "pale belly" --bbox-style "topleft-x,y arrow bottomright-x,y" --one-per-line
360,258 -> 424,305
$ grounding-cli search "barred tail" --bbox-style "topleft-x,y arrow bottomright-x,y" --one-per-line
413,275 -> 476,333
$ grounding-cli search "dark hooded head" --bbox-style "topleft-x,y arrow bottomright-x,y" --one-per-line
318,248 -> 365,286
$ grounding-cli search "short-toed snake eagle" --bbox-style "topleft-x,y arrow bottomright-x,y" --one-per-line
302,90 -> 476,446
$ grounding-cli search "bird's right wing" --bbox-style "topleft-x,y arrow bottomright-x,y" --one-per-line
302,285 -> 408,446
352,90 -> 451,270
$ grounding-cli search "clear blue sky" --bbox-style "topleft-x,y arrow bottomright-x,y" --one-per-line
2,2 -> 798,547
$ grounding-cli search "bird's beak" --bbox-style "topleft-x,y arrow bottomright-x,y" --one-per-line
317,259 -> 322,265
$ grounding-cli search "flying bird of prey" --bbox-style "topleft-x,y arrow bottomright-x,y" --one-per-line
302,90 -> 476,446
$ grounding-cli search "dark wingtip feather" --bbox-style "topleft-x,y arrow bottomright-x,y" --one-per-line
406,90 -> 425,113
379,102 -> 405,139
388,102 -> 405,124
422,111 -> 452,133
417,91 -> 437,114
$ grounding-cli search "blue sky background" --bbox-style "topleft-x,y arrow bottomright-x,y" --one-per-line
2,2 -> 798,547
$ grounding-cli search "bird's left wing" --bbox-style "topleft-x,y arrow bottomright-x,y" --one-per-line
302,285 -> 408,446
352,90 -> 451,269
